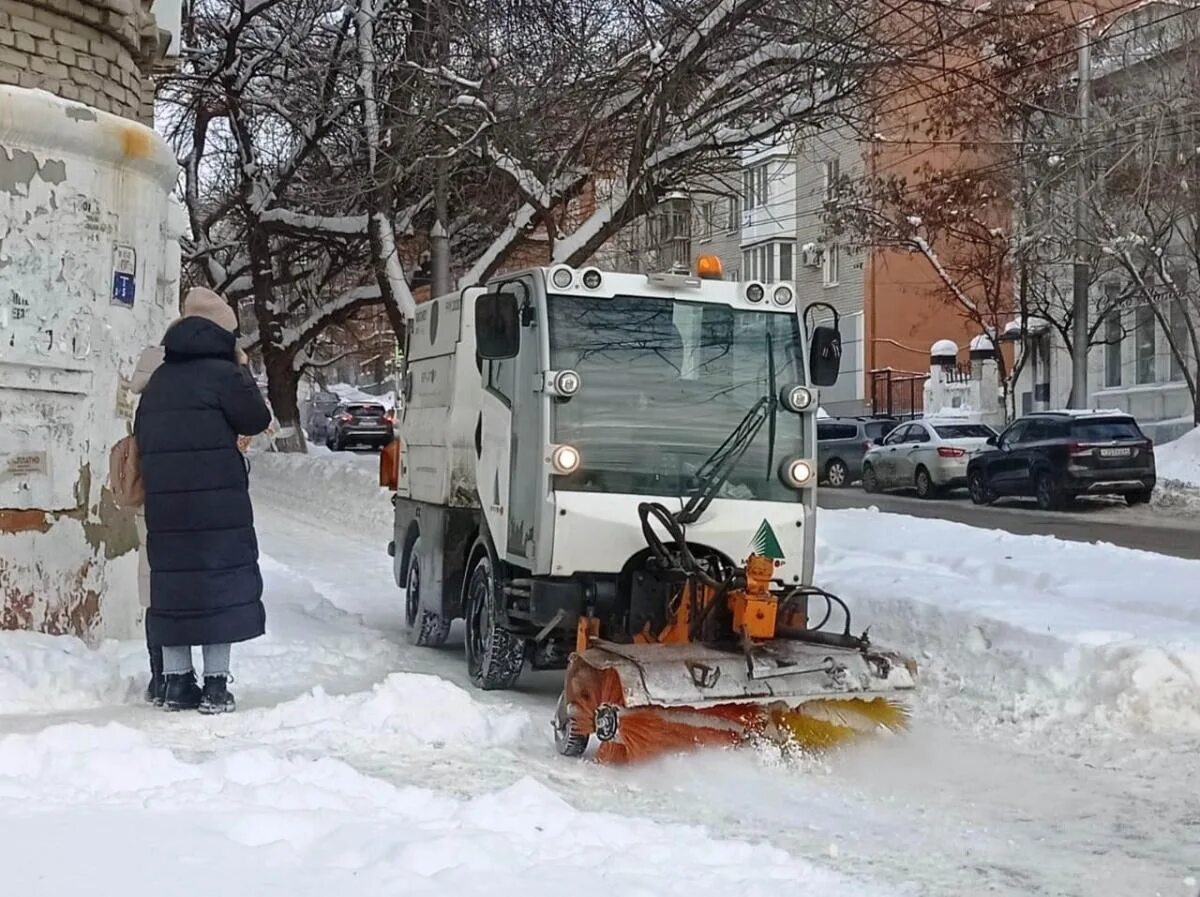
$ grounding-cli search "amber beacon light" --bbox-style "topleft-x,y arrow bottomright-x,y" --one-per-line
695,255 -> 723,279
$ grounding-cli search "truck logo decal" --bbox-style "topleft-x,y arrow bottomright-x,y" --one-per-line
750,520 -> 785,561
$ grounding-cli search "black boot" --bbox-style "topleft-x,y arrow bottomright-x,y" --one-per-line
163,672 -> 202,711
199,675 -> 236,715
144,644 -> 165,706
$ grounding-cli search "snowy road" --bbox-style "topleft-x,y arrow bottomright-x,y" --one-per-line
2,451 -> 1198,897
820,487 -> 1200,560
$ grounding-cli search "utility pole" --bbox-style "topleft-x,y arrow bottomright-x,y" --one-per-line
1070,23 -> 1092,408
430,5 -> 452,297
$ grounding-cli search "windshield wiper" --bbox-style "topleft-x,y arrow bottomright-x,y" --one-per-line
676,393 -> 774,525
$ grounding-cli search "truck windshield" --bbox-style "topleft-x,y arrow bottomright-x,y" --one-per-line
548,294 -> 806,501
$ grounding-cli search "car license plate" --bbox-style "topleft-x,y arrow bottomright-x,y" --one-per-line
1099,447 -> 1131,458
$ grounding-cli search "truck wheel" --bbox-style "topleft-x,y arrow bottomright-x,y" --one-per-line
404,538 -> 451,647
465,551 -> 526,690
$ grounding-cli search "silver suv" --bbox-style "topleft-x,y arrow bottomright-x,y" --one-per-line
817,416 -> 900,487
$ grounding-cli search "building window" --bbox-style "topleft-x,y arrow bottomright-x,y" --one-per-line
744,164 -> 769,210
1105,312 -> 1122,388
699,201 -> 714,240
1135,304 -> 1156,384
779,243 -> 794,281
823,242 -> 840,286
823,159 -> 840,203
1170,299 -> 1189,381
726,195 -> 740,231
741,240 -> 795,282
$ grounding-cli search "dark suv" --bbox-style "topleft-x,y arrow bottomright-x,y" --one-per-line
817,416 -> 900,487
325,402 -> 394,451
967,412 -> 1155,510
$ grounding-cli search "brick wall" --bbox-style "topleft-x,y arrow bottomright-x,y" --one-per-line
0,0 -> 161,123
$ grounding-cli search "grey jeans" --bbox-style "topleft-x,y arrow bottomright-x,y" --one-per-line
162,644 -> 231,678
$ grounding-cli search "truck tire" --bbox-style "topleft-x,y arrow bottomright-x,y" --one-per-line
464,550 -> 526,690
404,537 -> 451,647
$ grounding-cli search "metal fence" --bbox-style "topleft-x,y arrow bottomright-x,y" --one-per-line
869,368 -> 929,419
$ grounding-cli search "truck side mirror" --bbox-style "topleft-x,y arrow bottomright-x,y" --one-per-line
803,301 -> 842,388
809,325 -> 842,387
475,292 -> 520,360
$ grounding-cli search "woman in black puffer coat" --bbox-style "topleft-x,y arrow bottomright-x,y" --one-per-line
135,287 -> 272,714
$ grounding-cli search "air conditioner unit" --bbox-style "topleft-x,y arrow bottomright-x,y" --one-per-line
800,242 -> 823,268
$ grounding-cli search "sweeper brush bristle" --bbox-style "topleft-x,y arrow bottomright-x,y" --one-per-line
771,698 -> 910,751
564,657 -> 909,763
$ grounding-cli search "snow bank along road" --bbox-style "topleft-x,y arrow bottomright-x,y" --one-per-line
820,487 -> 1200,561
2,450 -> 1198,897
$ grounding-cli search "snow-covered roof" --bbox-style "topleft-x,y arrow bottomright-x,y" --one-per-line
931,339 -> 958,356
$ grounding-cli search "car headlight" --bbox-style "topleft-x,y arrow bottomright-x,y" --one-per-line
780,384 -> 813,412
551,444 -> 581,475
779,457 -> 815,488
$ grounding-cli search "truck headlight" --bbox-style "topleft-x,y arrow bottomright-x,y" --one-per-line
779,457 -> 815,488
551,444 -> 581,475
551,369 -> 581,397
773,285 -> 794,306
746,283 -> 765,303
780,384 -> 813,412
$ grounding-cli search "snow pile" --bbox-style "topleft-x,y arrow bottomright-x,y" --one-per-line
249,448 -> 391,533
0,631 -> 135,714
241,673 -> 532,748
820,509 -> 1200,739
1155,426 -> 1200,487
0,723 -> 897,897
824,511 -> 1200,735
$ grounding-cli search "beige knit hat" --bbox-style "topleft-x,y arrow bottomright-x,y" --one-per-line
182,287 -> 238,333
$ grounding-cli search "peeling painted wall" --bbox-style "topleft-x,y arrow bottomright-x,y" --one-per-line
0,85 -> 180,642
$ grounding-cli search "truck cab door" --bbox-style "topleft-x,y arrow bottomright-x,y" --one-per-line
504,282 -> 545,566
476,279 -> 542,563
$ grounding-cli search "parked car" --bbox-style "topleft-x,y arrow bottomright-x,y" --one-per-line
326,402 -> 394,451
966,411 -> 1156,510
862,419 -> 998,498
304,390 -> 341,443
817,416 -> 900,487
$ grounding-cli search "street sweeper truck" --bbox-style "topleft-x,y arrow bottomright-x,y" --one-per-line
383,259 -> 916,762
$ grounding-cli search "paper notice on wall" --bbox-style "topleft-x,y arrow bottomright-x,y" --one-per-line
115,375 -> 135,419
1,452 -> 48,481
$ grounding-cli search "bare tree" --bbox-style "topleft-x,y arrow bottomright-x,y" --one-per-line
163,0 -> 977,449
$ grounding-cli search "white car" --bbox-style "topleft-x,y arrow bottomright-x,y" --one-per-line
862,419 -> 998,498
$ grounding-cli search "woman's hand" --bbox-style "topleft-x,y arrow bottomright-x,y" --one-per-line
237,435 -> 252,453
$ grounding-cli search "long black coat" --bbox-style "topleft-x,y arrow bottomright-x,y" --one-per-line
135,317 -> 272,647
